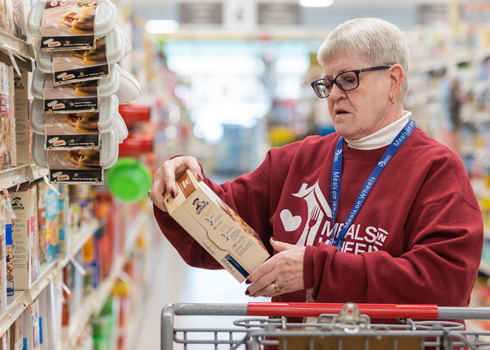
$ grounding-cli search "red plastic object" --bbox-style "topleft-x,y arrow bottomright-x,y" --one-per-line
118,104 -> 150,127
118,133 -> 153,157
247,302 -> 439,319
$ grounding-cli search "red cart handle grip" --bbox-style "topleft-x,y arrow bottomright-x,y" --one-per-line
248,302 -> 439,319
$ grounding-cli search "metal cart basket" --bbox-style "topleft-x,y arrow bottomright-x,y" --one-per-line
161,302 -> 490,349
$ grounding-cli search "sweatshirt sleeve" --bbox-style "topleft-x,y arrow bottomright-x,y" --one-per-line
303,155 -> 483,307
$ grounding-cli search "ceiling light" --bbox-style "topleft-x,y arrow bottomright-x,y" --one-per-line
299,0 -> 334,7
145,20 -> 179,34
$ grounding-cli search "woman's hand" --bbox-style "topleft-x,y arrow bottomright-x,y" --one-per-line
245,238 -> 305,297
150,156 -> 203,212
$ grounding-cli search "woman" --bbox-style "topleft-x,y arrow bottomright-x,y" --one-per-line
151,18 -> 483,309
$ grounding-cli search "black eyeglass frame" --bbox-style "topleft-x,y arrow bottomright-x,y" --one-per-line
311,64 -> 393,98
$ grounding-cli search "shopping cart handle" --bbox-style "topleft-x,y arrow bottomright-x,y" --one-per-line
247,302 -> 439,319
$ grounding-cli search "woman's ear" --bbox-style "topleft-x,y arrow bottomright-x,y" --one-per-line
390,64 -> 404,96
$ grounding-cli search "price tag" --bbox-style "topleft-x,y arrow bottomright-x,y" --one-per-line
69,256 -> 86,276
7,308 -> 14,322
7,48 -> 21,76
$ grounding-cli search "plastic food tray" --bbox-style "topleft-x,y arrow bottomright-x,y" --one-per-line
35,25 -> 132,73
32,129 -> 119,169
31,63 -> 121,100
27,0 -> 117,40
116,68 -> 142,104
30,94 -> 120,135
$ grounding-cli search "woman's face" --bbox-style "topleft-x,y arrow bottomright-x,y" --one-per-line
322,52 -> 394,140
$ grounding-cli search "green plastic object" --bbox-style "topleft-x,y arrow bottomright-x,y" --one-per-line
106,158 -> 151,202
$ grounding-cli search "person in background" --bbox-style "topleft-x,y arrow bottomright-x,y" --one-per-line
151,18 -> 483,313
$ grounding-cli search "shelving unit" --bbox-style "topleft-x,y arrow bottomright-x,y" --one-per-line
62,211 -> 147,349
0,219 -> 99,336
0,29 -> 35,73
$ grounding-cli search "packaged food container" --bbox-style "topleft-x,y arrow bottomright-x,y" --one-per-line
31,63 -> 121,100
27,0 -> 117,42
33,129 -> 119,169
115,114 -> 129,142
35,25 -> 131,73
30,94 -> 120,135
116,68 -> 141,104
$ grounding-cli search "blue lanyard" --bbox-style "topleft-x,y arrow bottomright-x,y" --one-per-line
329,119 -> 416,250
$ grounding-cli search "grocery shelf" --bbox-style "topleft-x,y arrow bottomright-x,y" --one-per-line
0,30 -> 35,71
0,165 -> 48,190
62,211 -> 147,350
0,219 -> 100,336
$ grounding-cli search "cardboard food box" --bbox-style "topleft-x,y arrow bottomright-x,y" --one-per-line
278,334 -> 422,350
10,312 -> 23,350
164,169 -> 270,283
14,72 -> 30,166
11,185 -> 40,291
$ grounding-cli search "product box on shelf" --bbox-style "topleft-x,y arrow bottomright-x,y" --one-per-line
5,208 -> 13,296
22,300 -> 40,350
11,185 -> 40,290
12,0 -> 27,41
0,330 -> 9,350
163,170 -> 270,283
0,62 -> 12,169
4,0 -> 14,36
58,184 -> 69,258
14,72 -> 31,166
0,1 -> 5,32
10,312 -> 23,350
45,185 -> 60,263
36,181 -> 48,270
0,200 -> 5,313
7,65 -> 16,167
38,285 -> 57,350
62,252 -> 83,327
82,234 -> 98,294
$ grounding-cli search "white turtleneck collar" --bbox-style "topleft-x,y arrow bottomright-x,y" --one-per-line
345,111 -> 412,150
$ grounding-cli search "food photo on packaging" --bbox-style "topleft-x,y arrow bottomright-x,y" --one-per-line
51,37 -> 110,84
39,0 -> 98,50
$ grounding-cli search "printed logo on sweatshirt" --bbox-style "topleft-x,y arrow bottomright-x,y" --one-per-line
280,181 -> 389,253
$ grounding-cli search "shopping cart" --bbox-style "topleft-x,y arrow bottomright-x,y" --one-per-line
161,302 -> 490,349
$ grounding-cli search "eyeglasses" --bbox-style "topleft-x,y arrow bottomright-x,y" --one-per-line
311,65 -> 393,98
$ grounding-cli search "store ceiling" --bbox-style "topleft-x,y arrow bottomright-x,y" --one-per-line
132,0 -> 453,40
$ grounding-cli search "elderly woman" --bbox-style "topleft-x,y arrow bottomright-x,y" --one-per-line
151,18 -> 483,309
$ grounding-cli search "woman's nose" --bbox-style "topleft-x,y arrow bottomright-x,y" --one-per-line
328,83 -> 346,100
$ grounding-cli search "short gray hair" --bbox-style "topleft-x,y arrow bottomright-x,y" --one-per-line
317,18 -> 409,101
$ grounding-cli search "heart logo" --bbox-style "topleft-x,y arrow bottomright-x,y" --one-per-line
280,209 -> 302,232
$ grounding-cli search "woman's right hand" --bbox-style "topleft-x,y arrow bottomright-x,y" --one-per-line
150,156 -> 203,212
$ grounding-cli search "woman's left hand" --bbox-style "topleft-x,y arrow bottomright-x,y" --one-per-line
245,238 -> 305,297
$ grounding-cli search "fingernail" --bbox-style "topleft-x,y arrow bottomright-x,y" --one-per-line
245,290 -> 250,296
197,173 -> 204,181
271,237 -> 277,241
245,279 -> 252,284
170,190 -> 176,198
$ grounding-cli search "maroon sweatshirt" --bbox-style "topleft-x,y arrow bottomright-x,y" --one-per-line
154,126 -> 483,309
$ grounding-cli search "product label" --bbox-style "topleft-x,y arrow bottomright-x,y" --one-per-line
178,170 -> 197,198
45,134 -> 100,149
49,168 -> 103,184
223,254 -> 249,279
43,75 -> 99,113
